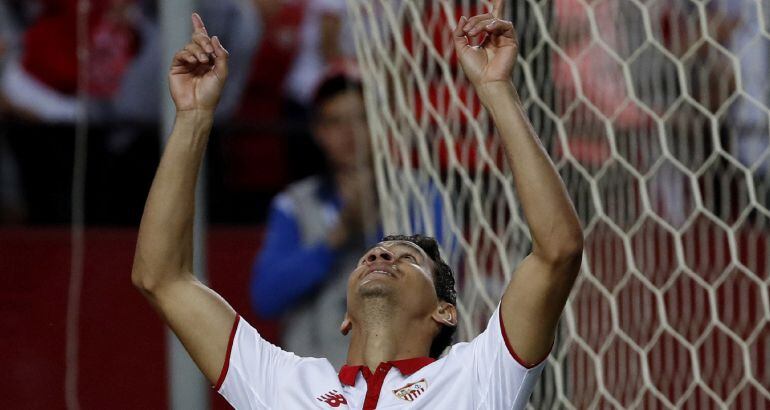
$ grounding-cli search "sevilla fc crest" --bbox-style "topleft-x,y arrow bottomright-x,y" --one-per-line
393,379 -> 427,401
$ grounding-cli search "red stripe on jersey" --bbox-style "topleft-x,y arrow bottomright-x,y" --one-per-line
339,357 -> 434,408
499,309 -> 550,369
338,357 -> 434,386
214,314 -> 241,390
362,363 -> 390,410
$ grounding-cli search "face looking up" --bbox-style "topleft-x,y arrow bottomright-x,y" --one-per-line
346,240 -> 439,319
313,89 -> 370,172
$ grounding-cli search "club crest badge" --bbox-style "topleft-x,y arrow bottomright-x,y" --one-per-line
393,379 -> 427,401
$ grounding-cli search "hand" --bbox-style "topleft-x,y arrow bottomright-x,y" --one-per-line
170,13 -> 229,113
328,171 -> 377,248
452,0 -> 518,91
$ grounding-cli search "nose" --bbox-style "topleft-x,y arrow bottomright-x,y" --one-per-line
363,246 -> 394,265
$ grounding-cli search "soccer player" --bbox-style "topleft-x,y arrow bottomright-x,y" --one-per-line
132,3 -> 583,409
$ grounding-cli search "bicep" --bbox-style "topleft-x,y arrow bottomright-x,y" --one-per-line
144,276 -> 236,385
500,253 -> 581,365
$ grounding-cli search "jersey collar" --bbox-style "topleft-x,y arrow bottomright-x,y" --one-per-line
338,357 -> 436,386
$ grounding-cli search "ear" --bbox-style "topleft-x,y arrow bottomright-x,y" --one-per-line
431,302 -> 457,327
340,313 -> 352,335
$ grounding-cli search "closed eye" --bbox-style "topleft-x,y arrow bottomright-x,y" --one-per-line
402,254 -> 417,262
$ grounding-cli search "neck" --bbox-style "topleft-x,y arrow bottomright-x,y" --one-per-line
345,298 -> 435,372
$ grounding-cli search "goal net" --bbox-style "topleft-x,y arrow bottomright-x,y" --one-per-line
348,0 -> 770,408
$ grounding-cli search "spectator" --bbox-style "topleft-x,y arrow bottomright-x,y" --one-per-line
0,0 -> 139,122
113,0 -> 260,124
0,0 -> 142,224
250,73 -> 379,368
235,0 -> 304,126
209,0 -> 306,223
282,0 -> 399,182
284,0 -> 355,108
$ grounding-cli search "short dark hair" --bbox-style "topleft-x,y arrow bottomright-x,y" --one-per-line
382,234 -> 457,358
311,73 -> 363,119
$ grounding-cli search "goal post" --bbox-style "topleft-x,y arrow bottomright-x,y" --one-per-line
348,0 -> 770,408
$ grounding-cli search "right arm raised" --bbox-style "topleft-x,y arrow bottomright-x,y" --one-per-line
131,13 -> 234,385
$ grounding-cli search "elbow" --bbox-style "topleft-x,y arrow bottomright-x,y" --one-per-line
131,251 -> 187,294
131,258 -> 168,295
131,250 -> 156,293
132,266 -> 189,297
131,267 -> 157,294
561,229 -> 584,262
535,229 -> 584,271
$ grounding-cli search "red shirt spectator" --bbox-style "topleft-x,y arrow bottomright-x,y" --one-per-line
22,0 -> 137,97
237,0 -> 305,122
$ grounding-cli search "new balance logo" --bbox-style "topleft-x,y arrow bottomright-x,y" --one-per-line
317,390 -> 347,407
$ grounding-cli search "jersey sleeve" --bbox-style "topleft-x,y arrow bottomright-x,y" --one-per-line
460,305 -> 548,409
216,315 -> 301,409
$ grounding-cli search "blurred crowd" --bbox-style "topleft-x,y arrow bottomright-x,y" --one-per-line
2,0 -> 767,224
0,0 -> 360,226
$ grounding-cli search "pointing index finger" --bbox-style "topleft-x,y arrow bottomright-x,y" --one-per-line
491,0 -> 505,18
191,12 -> 207,35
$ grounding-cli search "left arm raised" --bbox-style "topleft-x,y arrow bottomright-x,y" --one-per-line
453,4 -> 583,365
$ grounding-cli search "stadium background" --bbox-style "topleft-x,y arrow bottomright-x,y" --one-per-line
2,0 -> 769,409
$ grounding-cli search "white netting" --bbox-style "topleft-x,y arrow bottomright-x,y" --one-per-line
349,0 -> 770,408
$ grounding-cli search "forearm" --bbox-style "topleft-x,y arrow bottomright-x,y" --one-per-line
132,110 -> 213,290
479,82 -> 582,262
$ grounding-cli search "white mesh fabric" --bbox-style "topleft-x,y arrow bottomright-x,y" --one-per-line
348,0 -> 770,408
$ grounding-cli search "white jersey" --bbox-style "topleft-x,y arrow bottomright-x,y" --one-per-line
216,305 -> 546,409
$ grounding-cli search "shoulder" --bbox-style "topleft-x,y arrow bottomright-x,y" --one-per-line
229,317 -> 334,371
438,340 -> 475,363
443,307 -> 547,371
217,318 -> 339,407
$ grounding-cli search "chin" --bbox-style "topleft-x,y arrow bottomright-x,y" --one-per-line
358,280 -> 395,299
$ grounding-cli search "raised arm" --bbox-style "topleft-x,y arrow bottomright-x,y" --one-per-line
131,13 -> 235,384
453,2 -> 583,365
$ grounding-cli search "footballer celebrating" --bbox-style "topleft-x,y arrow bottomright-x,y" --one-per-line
132,2 -> 582,408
